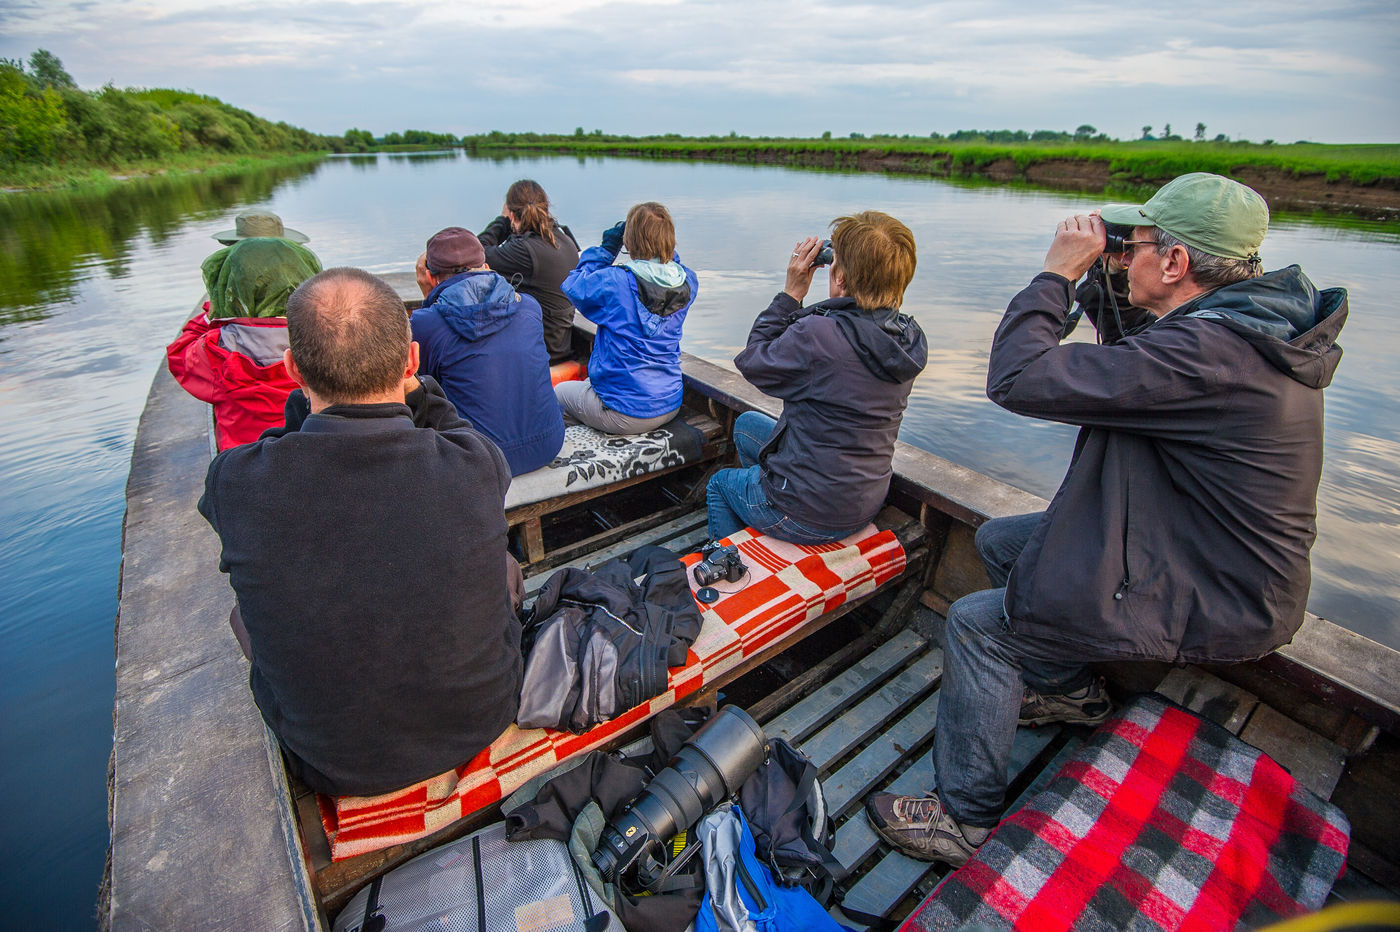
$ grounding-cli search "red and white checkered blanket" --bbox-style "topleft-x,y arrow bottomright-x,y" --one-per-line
318,525 -> 906,861
901,693 -> 1350,932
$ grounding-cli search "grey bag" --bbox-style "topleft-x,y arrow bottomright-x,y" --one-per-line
333,822 -> 621,932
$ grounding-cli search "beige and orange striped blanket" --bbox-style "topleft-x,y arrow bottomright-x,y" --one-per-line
316,525 -> 907,861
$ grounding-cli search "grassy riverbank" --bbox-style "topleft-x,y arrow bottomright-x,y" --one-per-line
465,133 -> 1400,215
1,150 -> 328,194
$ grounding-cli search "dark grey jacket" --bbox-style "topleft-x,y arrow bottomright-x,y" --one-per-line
516,546 -> 701,734
479,216 -> 581,363
736,293 -> 928,532
988,266 -> 1347,663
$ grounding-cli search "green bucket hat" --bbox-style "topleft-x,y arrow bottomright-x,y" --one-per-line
212,209 -> 309,245
1100,172 -> 1268,261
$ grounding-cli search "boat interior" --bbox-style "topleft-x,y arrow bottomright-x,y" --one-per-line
104,286 -> 1400,930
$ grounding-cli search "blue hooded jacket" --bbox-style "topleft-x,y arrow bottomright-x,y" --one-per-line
411,271 -> 564,476
562,246 -> 699,419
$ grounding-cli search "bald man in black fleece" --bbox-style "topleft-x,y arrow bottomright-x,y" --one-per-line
199,267 -> 522,796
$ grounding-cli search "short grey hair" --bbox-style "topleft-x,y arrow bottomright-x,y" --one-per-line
1152,229 -> 1262,289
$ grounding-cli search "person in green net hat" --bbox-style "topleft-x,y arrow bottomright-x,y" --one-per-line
866,171 -> 1350,870
167,237 -> 323,449
201,236 -> 321,319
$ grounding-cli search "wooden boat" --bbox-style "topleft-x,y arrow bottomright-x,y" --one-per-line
104,277 -> 1400,929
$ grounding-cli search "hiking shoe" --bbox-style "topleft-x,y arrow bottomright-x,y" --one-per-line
1019,677 -> 1114,727
864,792 -> 990,867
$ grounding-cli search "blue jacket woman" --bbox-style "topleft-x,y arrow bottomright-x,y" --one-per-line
557,202 -> 698,435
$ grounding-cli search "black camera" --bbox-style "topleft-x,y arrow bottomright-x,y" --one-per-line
693,544 -> 746,586
592,706 -> 768,886
810,239 -> 834,269
1102,221 -> 1133,254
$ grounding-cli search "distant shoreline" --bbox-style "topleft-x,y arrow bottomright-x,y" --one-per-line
466,136 -> 1400,218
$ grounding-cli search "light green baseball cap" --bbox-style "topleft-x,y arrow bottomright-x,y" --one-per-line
1100,172 -> 1268,261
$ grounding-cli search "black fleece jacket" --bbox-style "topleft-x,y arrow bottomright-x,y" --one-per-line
199,376 -> 522,796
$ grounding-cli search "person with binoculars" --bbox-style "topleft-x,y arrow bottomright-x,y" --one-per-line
705,211 -> 928,545
556,202 -> 698,434
867,172 -> 1349,868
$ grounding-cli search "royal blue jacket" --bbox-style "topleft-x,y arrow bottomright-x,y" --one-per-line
411,271 -> 564,475
562,247 -> 698,419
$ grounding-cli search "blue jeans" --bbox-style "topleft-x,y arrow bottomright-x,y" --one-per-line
933,512 -> 1096,827
705,412 -> 861,545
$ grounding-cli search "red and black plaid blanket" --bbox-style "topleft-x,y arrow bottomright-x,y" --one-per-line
902,693 -> 1349,932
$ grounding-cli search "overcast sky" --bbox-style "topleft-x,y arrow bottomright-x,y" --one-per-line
2,0 -> 1397,143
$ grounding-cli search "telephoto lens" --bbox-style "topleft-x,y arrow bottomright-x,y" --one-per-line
591,706 -> 768,885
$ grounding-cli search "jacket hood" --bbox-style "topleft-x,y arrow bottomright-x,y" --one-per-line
625,259 -> 692,318
1173,265 -> 1347,389
423,271 -> 523,341
812,297 -> 928,383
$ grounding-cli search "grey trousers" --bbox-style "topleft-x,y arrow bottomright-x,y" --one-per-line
553,379 -> 678,435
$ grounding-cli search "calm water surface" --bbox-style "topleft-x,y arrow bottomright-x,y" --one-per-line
2,153 -> 1396,926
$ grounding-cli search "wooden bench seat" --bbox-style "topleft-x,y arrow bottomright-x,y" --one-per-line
505,408 -> 728,566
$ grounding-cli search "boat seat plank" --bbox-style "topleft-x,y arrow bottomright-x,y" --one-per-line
798,651 -> 943,772
837,727 -> 1061,924
761,629 -> 928,746
822,691 -> 942,820
1154,667 -> 1259,734
1239,703 -> 1347,800
522,510 -> 709,597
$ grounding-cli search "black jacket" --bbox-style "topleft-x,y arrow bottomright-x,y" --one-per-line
735,293 -> 928,531
988,266 -> 1347,663
479,216 -> 581,363
199,377 -> 523,795
516,546 -> 702,734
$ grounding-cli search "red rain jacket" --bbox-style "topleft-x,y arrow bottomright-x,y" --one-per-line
166,306 -> 297,450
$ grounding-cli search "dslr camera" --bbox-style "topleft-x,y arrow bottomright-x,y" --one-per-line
694,543 -> 746,586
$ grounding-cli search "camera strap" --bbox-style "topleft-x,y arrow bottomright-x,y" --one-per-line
637,836 -> 705,894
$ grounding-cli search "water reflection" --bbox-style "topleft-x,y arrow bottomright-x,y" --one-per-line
0,161 -> 322,330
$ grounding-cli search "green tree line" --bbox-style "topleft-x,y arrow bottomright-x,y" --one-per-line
1,50 -> 335,175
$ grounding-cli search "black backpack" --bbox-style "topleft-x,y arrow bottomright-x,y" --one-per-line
737,738 -> 841,903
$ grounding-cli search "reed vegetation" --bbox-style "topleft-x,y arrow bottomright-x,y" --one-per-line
463,132 -> 1400,188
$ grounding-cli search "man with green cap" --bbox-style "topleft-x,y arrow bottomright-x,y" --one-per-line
866,172 -> 1348,867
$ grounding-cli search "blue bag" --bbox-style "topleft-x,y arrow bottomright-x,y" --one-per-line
695,805 -> 849,932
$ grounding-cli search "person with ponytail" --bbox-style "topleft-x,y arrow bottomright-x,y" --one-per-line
478,180 -> 581,364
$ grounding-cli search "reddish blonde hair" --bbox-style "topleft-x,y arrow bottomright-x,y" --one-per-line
831,211 -> 917,310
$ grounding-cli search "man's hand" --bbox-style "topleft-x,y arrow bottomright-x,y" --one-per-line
784,237 -> 823,303
1043,214 -> 1106,282
415,252 -> 433,298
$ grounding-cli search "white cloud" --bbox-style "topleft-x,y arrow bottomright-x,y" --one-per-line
1,0 -> 1395,141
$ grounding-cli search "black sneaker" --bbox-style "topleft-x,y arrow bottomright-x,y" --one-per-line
864,792 -> 991,867
1019,676 -> 1114,727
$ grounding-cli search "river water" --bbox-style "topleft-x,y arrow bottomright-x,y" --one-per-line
1,152 -> 1396,926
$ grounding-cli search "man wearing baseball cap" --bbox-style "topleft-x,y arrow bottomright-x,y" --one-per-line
409,227 -> 564,476
867,173 -> 1349,867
